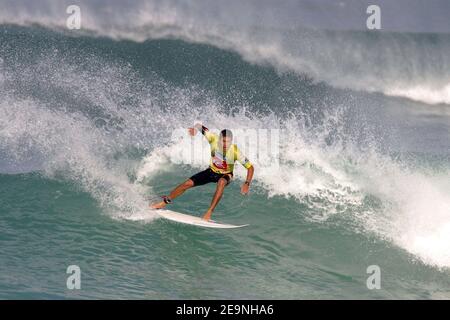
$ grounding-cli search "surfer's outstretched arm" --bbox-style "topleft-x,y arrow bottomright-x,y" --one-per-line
188,123 -> 215,143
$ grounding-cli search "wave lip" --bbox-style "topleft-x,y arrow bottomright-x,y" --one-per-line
1,1 -> 450,105
386,84 -> 450,105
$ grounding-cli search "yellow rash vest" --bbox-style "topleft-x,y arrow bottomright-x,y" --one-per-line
200,127 -> 252,174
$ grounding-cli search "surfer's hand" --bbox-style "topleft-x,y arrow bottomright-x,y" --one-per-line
188,127 -> 197,136
241,183 -> 249,195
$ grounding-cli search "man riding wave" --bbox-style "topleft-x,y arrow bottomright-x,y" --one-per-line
150,123 -> 255,221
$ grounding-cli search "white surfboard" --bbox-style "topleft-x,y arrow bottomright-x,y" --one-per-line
156,209 -> 248,229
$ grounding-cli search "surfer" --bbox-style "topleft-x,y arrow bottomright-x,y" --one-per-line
150,123 -> 254,221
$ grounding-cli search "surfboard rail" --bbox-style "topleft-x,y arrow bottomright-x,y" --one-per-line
156,209 -> 249,229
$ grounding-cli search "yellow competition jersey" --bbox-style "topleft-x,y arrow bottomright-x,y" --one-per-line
203,131 -> 252,174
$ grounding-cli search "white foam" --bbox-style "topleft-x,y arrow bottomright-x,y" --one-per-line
387,84 -> 450,105
351,154 -> 450,269
385,172 -> 450,268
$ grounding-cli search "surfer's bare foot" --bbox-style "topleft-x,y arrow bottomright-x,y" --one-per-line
202,211 -> 212,221
150,201 -> 166,209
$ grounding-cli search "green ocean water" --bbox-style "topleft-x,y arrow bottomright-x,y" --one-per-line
0,20 -> 449,299
1,170 -> 449,299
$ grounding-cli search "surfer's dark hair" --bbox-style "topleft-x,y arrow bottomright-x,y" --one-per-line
220,129 -> 233,139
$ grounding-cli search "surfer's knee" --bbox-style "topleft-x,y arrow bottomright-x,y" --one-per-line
183,179 -> 194,189
217,178 -> 227,188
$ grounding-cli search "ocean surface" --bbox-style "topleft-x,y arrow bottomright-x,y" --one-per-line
0,1 -> 449,299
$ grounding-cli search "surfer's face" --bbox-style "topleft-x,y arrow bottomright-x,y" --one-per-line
220,136 -> 232,151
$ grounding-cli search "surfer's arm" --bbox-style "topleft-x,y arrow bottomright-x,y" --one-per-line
194,123 -> 207,134
245,164 -> 254,183
235,147 -> 254,195
241,164 -> 254,195
189,123 -> 215,143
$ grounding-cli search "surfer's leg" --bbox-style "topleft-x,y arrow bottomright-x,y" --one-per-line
202,176 -> 230,221
168,179 -> 194,200
150,179 -> 194,209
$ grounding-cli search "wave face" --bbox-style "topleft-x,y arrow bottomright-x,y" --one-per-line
1,0 -> 450,105
0,12 -> 449,299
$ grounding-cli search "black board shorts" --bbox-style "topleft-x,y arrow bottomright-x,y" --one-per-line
189,168 -> 233,186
